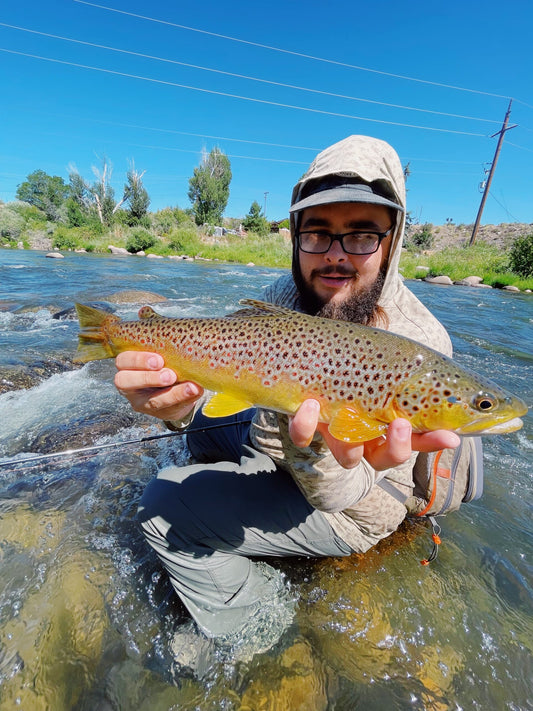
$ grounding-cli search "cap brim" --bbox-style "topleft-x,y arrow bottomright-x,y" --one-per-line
290,184 -> 404,213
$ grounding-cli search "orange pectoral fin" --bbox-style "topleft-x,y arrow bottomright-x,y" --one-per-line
328,407 -> 388,443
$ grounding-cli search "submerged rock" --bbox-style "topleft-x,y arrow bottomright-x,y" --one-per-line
0,505 -> 111,711
239,638 -> 327,711
102,290 -> 168,304
52,302 -> 115,320
0,358 -> 78,394
454,276 -> 484,286
23,408 -> 139,455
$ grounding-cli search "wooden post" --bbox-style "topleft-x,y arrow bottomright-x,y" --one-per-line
470,100 -> 517,246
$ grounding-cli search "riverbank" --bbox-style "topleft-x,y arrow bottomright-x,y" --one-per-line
9,219 -> 532,293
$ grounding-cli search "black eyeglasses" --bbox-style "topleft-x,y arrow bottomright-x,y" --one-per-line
296,228 -> 393,255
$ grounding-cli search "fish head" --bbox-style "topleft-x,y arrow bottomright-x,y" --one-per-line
392,358 -> 528,435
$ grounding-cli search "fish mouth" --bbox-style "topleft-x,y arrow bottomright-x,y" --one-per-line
456,417 -> 524,436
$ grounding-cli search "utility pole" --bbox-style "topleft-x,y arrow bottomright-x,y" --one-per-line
470,99 -> 517,245
263,191 -> 269,219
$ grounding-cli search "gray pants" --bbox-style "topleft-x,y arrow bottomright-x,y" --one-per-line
137,410 -> 351,637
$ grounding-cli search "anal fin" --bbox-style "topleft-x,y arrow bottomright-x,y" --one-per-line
328,407 -> 387,443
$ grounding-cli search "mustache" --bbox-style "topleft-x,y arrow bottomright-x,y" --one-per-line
311,265 -> 358,278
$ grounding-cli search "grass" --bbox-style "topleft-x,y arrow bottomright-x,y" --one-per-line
399,243 -> 533,291
189,232 -> 291,268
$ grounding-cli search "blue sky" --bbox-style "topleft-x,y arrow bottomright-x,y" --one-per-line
1,0 -> 532,225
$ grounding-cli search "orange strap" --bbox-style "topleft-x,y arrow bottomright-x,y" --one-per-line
416,450 -> 451,517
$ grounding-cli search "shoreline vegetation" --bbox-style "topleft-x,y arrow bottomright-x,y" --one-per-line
1,201 -> 532,292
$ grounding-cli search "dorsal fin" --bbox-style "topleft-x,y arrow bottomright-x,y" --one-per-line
237,299 -> 296,317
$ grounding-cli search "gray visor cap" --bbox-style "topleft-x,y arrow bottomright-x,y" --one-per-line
290,181 -> 404,214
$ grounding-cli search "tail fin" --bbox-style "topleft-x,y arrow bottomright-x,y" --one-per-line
74,303 -> 119,363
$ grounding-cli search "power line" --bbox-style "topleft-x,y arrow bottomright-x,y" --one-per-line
74,0 -> 515,102
488,191 -> 520,222
9,108 -> 490,162
0,22 -> 503,126
0,48 -> 488,137
126,142 -> 310,164
506,141 -> 533,154
0,110 -> 489,172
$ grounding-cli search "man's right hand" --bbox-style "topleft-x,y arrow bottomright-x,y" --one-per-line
114,351 -> 203,422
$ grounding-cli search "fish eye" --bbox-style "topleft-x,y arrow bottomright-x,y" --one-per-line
473,393 -> 497,411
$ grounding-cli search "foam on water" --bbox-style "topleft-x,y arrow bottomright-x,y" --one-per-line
0,366 -> 118,451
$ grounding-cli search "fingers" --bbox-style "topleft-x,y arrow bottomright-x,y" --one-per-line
318,422 -> 364,469
290,402 -> 461,473
411,430 -> 461,452
113,350 -> 203,421
364,421 -> 461,471
289,399 -> 364,469
288,399 -> 321,447
115,366 -> 178,391
115,351 -> 165,371
363,419 -> 413,471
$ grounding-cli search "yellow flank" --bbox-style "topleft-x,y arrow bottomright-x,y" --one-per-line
74,300 -> 528,443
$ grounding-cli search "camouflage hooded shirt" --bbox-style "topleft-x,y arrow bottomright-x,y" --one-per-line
249,135 -> 453,552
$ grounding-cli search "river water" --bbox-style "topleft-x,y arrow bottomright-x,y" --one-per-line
0,249 -> 531,710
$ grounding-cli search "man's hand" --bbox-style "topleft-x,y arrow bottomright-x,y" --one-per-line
289,399 -> 461,470
114,351 -> 203,422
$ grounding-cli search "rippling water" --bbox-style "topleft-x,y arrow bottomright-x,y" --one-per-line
0,249 -> 531,710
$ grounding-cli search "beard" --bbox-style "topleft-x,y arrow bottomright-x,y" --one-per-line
293,258 -> 387,326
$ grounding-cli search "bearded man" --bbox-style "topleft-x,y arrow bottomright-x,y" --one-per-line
114,136 -> 465,646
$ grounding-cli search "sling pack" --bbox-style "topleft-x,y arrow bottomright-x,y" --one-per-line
378,436 -> 484,563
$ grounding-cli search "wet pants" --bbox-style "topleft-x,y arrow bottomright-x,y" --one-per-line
137,410 -> 351,637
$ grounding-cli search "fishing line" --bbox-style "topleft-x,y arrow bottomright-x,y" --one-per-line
0,419 -> 253,470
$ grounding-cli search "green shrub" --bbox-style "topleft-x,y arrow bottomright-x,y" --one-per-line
151,208 -> 195,237
151,208 -> 175,236
168,227 -> 201,254
508,233 -> 533,278
0,206 -> 25,241
407,224 -> 434,250
52,227 -> 78,251
125,228 -> 157,253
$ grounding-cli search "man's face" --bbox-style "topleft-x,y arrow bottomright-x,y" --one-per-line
295,202 -> 393,319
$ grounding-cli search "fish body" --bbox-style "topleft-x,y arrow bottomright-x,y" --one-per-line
74,299 -> 527,443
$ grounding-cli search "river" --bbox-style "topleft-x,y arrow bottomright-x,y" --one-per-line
0,249 -> 531,710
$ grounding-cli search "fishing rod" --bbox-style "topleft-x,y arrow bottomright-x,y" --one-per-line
0,419 -> 253,469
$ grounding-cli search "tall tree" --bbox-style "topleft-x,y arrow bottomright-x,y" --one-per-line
242,200 -> 270,236
123,163 -> 150,225
66,168 -> 94,226
187,147 -> 232,225
16,170 -> 69,221
67,158 -> 150,226
91,156 -> 116,226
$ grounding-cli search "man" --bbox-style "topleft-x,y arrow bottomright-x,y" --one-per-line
114,135 -> 461,643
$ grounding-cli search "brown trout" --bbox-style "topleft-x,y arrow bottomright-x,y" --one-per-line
74,299 -> 527,442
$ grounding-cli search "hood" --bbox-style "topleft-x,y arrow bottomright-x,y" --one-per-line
290,135 -> 407,305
